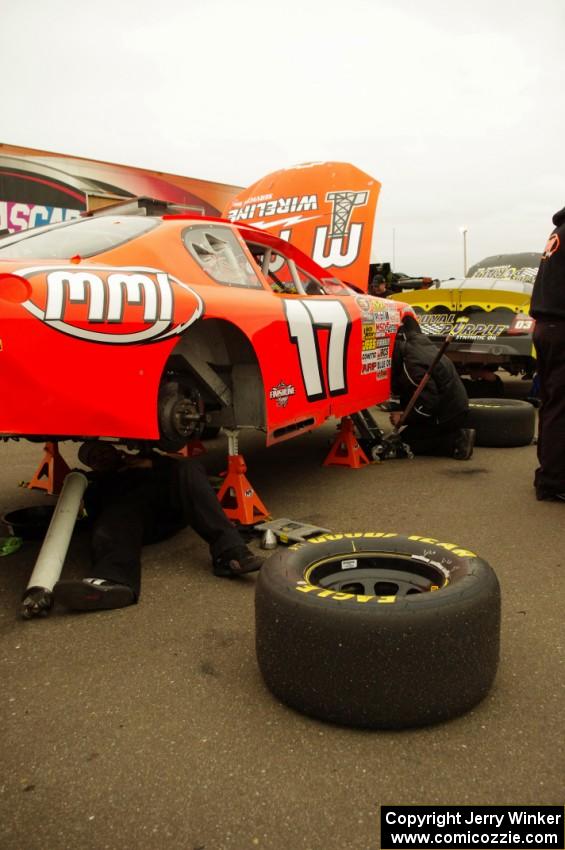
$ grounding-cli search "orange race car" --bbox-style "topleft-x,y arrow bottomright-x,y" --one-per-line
0,163 -> 415,450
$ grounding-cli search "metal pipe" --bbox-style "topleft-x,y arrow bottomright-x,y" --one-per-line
21,471 -> 88,618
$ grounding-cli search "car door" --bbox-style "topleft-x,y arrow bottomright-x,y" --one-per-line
240,235 -> 395,440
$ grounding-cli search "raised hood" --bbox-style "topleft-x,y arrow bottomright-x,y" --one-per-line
223,162 -> 380,291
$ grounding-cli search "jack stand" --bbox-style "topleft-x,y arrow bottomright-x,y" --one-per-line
27,442 -> 72,495
323,417 -> 370,468
217,430 -> 270,526
176,438 -> 206,458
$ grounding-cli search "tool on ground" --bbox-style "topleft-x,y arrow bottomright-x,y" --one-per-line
260,529 -> 278,550
254,518 -> 332,545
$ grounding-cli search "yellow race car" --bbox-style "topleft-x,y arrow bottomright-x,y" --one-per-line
390,252 -> 541,380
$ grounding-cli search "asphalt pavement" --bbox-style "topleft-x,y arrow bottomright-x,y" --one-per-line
0,381 -> 563,850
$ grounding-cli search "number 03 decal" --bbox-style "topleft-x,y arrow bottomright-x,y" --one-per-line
284,300 -> 352,401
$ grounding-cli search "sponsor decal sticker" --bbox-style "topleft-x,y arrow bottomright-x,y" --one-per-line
269,380 -> 296,408
376,336 -> 392,376
227,194 -> 319,223
418,313 -> 508,341
471,264 -> 539,282
18,265 -> 204,344
0,201 -> 81,233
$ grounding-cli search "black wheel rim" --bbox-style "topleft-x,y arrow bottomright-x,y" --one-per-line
306,553 -> 447,598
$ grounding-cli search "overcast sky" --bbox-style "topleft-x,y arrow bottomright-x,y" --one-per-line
1,0 -> 564,278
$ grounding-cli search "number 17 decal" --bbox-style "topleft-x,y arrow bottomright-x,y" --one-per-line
284,299 -> 351,401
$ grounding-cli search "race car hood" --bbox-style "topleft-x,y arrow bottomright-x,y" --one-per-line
223,162 -> 380,292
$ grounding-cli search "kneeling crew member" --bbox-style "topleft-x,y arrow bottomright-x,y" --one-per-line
390,315 -> 475,460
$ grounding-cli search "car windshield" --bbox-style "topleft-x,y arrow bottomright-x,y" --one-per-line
0,216 -> 158,259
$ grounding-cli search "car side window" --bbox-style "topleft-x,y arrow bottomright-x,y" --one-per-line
245,241 -> 332,296
183,224 -> 263,288
264,253 -> 299,294
246,244 -> 298,294
295,266 -> 326,296
319,277 -> 356,296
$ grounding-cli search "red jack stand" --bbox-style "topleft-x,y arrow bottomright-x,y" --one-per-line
323,417 -> 370,469
176,439 -> 206,458
27,442 -> 72,495
217,430 -> 269,525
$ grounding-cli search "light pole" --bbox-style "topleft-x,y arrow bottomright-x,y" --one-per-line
459,226 -> 468,277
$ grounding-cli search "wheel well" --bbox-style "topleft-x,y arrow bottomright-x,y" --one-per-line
160,318 -> 265,429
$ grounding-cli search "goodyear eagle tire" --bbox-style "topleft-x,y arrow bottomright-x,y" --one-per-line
255,532 -> 500,729
467,398 -> 535,447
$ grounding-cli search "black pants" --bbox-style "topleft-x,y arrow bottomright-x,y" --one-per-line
400,412 -> 467,457
533,321 -> 565,496
85,458 -> 244,598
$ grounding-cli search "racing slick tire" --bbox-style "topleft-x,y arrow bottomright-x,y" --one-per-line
255,533 -> 500,729
467,398 -> 535,447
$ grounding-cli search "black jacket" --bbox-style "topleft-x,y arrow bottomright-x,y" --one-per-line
391,326 -> 468,426
530,207 -> 565,321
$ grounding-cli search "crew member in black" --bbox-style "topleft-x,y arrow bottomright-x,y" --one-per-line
54,441 -> 263,611
530,206 -> 565,501
390,315 -> 475,459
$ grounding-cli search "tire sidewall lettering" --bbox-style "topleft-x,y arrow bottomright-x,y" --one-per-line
276,532 -> 484,608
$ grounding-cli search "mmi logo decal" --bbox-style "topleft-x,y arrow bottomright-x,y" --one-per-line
19,265 -> 204,344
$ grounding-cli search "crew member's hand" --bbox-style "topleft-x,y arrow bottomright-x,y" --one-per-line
389,412 -> 403,427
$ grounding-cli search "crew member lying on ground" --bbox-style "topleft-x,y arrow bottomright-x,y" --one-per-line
390,315 -> 476,460
54,442 -> 263,612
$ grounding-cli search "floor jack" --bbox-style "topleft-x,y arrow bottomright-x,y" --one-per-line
351,409 -> 414,461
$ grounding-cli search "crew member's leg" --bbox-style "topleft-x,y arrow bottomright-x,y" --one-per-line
533,322 -> 565,499
54,489 -> 156,610
172,458 -> 263,576
401,413 -> 474,459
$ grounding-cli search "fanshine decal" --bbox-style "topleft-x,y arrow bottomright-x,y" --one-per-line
19,265 -> 204,344
269,381 -> 296,408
